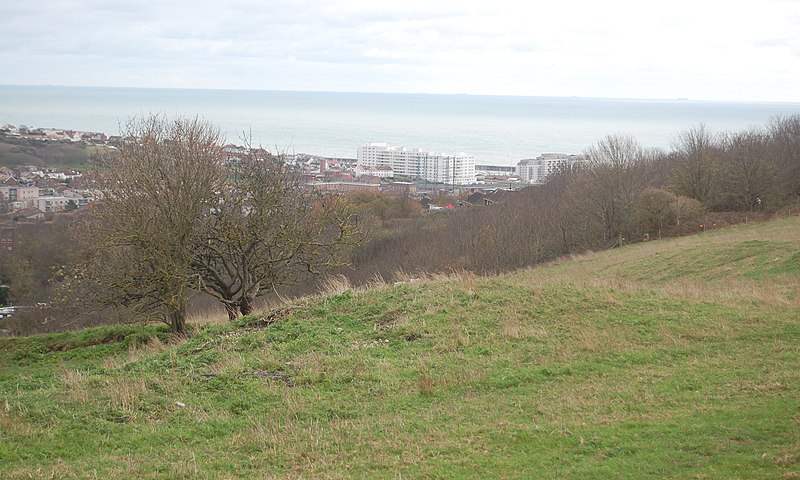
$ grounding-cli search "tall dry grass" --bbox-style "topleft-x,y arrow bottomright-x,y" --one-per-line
61,368 -> 91,404
106,377 -> 149,412
318,274 -> 352,296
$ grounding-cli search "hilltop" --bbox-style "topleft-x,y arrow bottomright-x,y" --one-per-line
1,216 -> 799,478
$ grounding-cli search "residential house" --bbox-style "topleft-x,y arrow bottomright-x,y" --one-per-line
0,185 -> 40,209
464,189 -> 514,206
11,207 -> 46,222
34,196 -> 90,213
355,164 -> 394,179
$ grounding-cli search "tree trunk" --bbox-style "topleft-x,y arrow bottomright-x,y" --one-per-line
168,304 -> 187,336
239,295 -> 254,316
224,302 -> 239,321
560,225 -> 569,254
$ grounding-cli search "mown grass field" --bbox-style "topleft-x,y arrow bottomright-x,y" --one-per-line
1,216 -> 799,479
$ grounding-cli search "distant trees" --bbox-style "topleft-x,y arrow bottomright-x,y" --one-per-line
717,130 -> 774,211
632,188 -> 704,239
0,219 -> 75,307
632,188 -> 677,239
664,121 -> 800,212
582,134 -> 653,242
670,125 -> 719,204
768,115 -> 800,204
341,114 -> 800,286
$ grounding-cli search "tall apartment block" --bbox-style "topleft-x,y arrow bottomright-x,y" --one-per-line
357,143 -> 476,185
516,154 -> 587,184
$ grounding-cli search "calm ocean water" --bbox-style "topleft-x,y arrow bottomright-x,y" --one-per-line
1,86 -> 799,165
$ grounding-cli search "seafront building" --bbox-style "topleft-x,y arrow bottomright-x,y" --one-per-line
357,143 -> 476,185
475,164 -> 516,176
516,154 -> 587,184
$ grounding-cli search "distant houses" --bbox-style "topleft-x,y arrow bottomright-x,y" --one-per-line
1,123 -> 107,144
0,164 -> 93,217
2,123 -> 587,221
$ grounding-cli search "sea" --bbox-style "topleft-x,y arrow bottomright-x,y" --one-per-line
2,85 -> 799,166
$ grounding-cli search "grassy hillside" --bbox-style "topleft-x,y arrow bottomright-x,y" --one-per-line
1,217 -> 799,479
0,136 -> 96,168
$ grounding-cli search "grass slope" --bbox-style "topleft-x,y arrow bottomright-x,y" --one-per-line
1,217 -> 799,479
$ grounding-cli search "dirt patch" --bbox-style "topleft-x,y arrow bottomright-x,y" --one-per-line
46,332 -> 129,352
242,308 -> 292,330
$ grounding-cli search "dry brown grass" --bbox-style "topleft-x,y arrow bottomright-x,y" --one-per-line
293,351 -> 331,385
318,274 -> 352,296
657,276 -> 800,307
510,252 -> 799,311
498,308 -> 549,341
211,351 -> 248,376
417,359 -> 434,396
185,308 -> 229,326
230,413 -> 423,477
573,325 -> 626,353
2,459 -> 73,480
1,399 -> 18,435
430,269 -> 480,291
434,319 -> 470,353
510,216 -> 800,290
170,450 -> 199,478
60,368 -> 90,404
106,376 -> 148,412
364,272 -> 388,290
105,334 -> 185,371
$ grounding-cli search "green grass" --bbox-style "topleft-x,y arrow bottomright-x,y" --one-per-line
2,217 -> 799,479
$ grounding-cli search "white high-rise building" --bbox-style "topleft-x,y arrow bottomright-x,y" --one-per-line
516,154 -> 587,184
357,143 -> 476,185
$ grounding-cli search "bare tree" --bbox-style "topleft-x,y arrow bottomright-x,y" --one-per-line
583,134 -> 653,242
193,149 -> 362,319
67,115 -> 225,335
632,188 -> 677,239
768,114 -> 800,204
718,129 -> 775,211
670,125 -> 719,205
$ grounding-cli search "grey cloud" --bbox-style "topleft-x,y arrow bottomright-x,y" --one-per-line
754,36 -> 800,58
756,39 -> 791,48
1,0 -> 461,70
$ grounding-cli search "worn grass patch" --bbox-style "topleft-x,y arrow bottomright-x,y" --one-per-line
1,216 -> 799,478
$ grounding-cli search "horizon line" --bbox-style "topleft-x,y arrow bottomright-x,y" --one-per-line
2,83 -> 800,106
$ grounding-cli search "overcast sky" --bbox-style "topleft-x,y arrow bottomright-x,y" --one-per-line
2,0 -> 799,102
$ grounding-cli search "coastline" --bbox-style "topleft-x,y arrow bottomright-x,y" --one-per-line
3,86 -> 800,165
